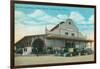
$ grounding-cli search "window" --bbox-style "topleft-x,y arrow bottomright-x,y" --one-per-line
60,21 -> 64,24
69,22 -> 71,24
66,19 -> 73,25
72,33 -> 75,36
65,32 -> 68,35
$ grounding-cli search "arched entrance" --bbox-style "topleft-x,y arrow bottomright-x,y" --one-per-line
32,38 -> 45,54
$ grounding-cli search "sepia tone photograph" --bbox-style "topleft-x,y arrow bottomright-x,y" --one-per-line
11,1 -> 96,68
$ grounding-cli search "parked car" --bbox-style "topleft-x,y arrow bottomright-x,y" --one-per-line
85,48 -> 93,55
73,48 -> 93,56
73,48 -> 86,56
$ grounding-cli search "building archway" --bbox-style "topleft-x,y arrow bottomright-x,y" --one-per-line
32,38 -> 45,54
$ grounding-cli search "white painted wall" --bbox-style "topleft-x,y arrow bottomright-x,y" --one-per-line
23,47 -> 32,55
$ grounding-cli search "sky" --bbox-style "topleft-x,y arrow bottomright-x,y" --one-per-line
15,3 -> 95,43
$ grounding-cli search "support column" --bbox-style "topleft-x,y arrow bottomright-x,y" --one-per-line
78,41 -> 81,56
88,42 -> 90,48
22,48 -> 25,55
90,42 -> 92,49
70,41 -> 73,56
84,41 -> 87,55
85,41 -> 87,49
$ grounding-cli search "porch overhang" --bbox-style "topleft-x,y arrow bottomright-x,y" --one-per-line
46,35 -> 94,42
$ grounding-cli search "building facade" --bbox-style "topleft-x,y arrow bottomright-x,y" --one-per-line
15,19 -> 94,56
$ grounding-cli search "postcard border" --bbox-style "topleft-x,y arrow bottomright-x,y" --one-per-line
10,1 -> 96,69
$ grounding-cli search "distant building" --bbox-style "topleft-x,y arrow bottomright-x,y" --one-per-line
15,19 -> 94,55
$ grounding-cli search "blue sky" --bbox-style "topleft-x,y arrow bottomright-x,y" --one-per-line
15,3 -> 94,42
15,4 -> 94,19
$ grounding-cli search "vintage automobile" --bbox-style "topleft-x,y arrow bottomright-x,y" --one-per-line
54,48 -> 93,57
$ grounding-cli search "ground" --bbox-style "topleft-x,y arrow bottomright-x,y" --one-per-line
15,55 -> 94,66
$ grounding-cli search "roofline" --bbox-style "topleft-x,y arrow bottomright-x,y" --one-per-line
15,34 -> 46,44
50,18 -> 79,32
24,34 -> 46,38
46,36 -> 94,42
50,21 -> 64,31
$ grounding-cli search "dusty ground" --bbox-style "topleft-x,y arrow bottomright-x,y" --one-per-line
15,55 -> 94,66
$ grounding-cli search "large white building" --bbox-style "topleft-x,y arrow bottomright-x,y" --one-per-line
15,19 -> 94,56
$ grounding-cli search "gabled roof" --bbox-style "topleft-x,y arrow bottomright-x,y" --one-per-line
50,21 -> 64,31
50,18 -> 78,32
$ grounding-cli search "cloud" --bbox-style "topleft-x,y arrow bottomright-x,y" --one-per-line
69,12 -> 85,24
38,14 -> 59,23
69,12 -> 94,24
15,10 -> 94,28
28,9 -> 46,18
29,9 -> 62,24
88,15 -> 94,24
15,11 -> 25,19
15,9 -> 62,27
15,11 -> 25,23
57,14 -> 68,20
